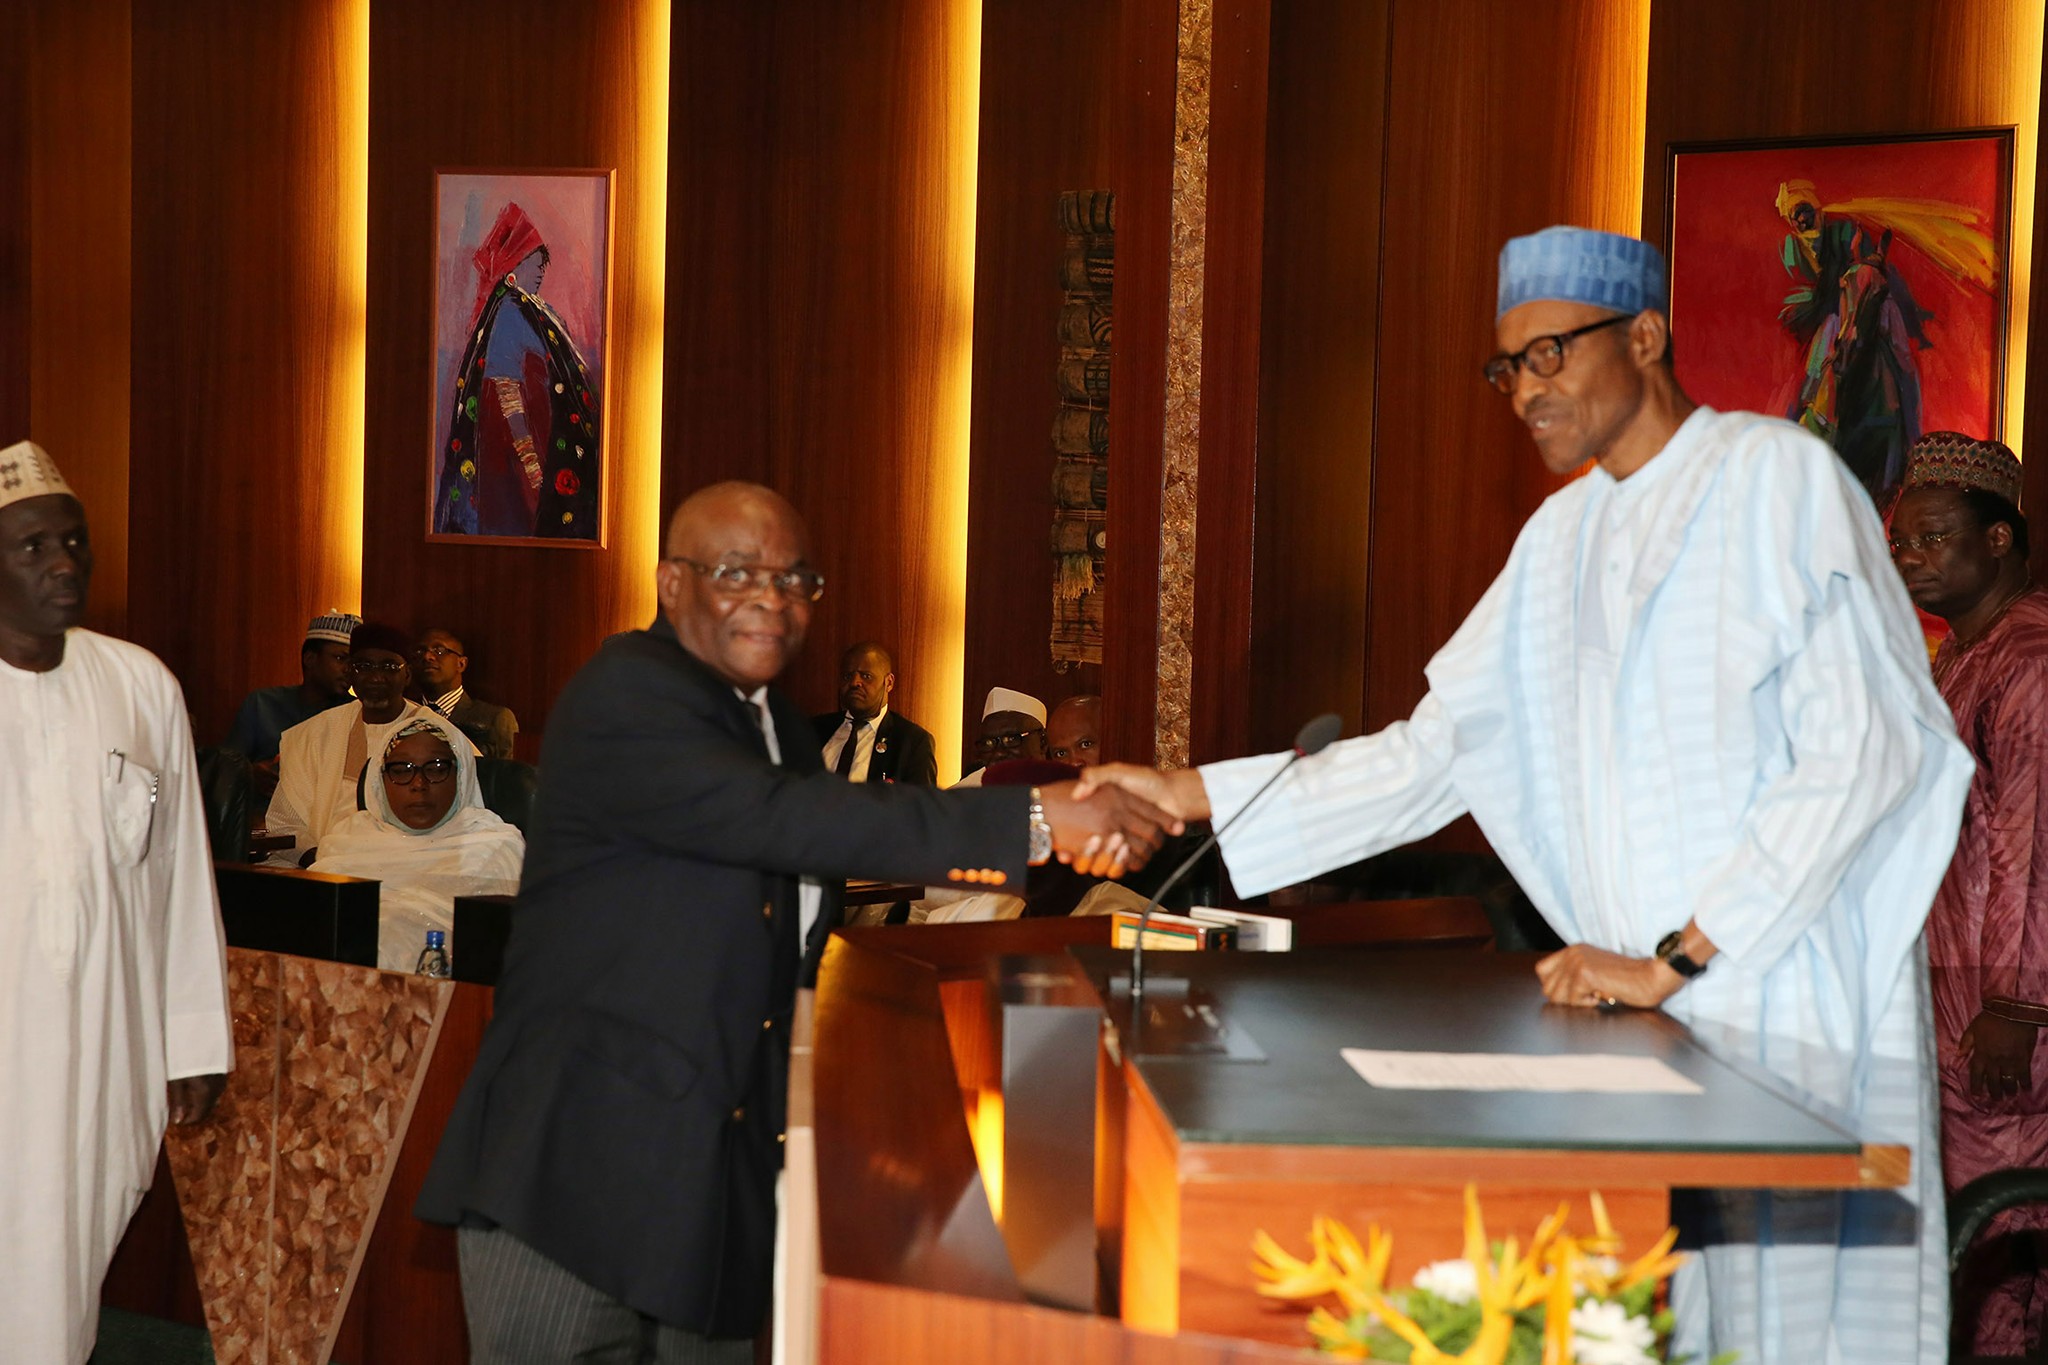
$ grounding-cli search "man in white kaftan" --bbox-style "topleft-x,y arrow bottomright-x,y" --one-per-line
1081,227 -> 1971,1364
0,440 -> 233,1364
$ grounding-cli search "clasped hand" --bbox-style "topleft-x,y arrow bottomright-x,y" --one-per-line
1534,944 -> 1684,1011
1036,765 -> 1207,878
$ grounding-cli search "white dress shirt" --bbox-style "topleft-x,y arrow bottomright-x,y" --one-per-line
743,687 -> 822,946
820,705 -> 887,782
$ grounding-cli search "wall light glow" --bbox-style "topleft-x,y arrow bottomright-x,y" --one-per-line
315,0 -> 370,619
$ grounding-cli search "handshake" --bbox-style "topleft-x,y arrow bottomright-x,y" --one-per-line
1035,764 -> 1217,878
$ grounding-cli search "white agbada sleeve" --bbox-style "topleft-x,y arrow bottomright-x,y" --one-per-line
1200,691 -> 1468,898
263,718 -> 318,865
154,671 -> 233,1079
1687,573 -> 1925,976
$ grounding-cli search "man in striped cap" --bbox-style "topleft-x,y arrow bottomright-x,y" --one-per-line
1891,431 -> 2048,1356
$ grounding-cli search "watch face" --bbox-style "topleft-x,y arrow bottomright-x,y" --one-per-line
1029,821 -> 1053,866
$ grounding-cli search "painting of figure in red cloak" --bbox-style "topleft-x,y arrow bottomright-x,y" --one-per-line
1668,132 -> 2011,514
430,169 -> 613,544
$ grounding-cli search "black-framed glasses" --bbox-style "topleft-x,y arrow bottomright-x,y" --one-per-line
1888,527 -> 1970,557
348,658 -> 406,676
1482,314 -> 1634,394
416,644 -> 464,661
384,758 -> 457,786
668,557 -> 826,603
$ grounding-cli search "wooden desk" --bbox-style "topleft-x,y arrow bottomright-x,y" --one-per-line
1072,947 -> 1903,1344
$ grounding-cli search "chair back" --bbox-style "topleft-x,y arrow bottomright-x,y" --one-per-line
474,757 -> 540,831
194,746 -> 254,863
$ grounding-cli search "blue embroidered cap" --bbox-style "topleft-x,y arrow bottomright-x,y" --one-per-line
1496,226 -> 1668,321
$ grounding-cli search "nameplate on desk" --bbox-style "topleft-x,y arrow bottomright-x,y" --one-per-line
1341,1048 -> 1704,1095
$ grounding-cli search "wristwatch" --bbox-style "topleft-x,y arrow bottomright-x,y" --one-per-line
1027,786 -> 1053,866
1654,930 -> 1707,980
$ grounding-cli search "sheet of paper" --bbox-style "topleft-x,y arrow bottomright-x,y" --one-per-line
1340,1048 -> 1703,1095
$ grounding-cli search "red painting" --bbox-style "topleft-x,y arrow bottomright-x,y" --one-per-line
1667,131 -> 2011,513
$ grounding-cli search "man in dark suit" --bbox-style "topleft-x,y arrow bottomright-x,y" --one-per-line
418,481 -> 1173,1364
811,640 -> 937,785
416,626 -> 519,759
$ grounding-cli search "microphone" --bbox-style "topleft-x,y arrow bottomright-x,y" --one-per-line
1126,712 -> 1342,1002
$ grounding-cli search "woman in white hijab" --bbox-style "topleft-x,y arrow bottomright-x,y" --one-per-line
311,713 -> 525,971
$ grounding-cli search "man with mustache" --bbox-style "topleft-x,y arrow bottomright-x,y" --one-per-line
1080,227 -> 1971,1364
420,481 -> 1175,1363
1890,431 -> 2048,1356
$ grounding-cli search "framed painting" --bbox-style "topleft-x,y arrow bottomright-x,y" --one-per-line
428,168 -> 614,547
1666,129 -> 2013,513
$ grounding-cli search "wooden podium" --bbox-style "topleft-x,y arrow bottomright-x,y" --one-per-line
1073,946 -> 1904,1344
798,919 -> 1908,1361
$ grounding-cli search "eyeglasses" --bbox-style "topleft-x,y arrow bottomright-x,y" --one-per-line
384,758 -> 457,786
416,645 -> 464,661
978,728 -> 1042,752
1482,315 -> 1634,394
1888,527 -> 1971,557
668,557 -> 826,603
348,658 -> 406,676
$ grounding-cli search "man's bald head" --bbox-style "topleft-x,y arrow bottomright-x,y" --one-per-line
664,481 -> 807,562
1046,694 -> 1102,767
656,482 -> 816,690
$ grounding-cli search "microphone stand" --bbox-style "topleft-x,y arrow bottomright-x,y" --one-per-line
1126,712 -> 1342,1003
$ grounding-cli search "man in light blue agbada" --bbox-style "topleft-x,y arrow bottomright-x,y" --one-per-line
1081,225 -> 1972,1364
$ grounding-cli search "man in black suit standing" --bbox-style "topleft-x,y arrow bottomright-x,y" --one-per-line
416,625 -> 519,759
812,640 -> 937,785
418,481 -> 1172,1364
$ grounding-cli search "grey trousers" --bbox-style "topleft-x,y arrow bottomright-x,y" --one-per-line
458,1225 -> 755,1365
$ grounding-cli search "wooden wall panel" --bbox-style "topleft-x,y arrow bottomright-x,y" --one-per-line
1362,0 -> 1649,735
1240,0 -> 1390,758
1643,0 -> 2046,551
30,0 -> 132,637
663,0 -> 983,778
128,0 -> 367,743
0,3 -> 25,450
959,0 -> 1119,755
1099,0 -> 1181,768
1184,0 -> 1272,766
365,0 -> 668,755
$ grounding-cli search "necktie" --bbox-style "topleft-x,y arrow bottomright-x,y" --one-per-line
834,718 -> 868,778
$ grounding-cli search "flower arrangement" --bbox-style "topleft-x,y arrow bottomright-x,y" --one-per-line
1251,1186 -> 1734,1365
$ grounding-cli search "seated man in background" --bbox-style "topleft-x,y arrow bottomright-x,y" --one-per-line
953,686 -> 1047,787
1046,694 -> 1102,767
1890,431 -> 2048,1356
812,640 -> 936,784
418,626 -> 519,760
312,715 -> 524,972
222,609 -> 359,798
266,621 -> 472,866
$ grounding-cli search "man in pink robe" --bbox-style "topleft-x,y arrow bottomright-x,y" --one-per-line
1892,429 -> 2048,1356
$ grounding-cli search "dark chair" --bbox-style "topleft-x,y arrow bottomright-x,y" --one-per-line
1289,846 -> 1563,953
474,757 -> 539,831
193,746 -> 253,864
1950,1168 -> 2048,1273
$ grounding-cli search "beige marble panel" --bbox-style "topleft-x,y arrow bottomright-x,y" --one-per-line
170,948 -> 279,1364
1154,0 -> 1213,768
170,948 -> 451,1364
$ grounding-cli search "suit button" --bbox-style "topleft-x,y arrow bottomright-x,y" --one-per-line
777,1132 -> 786,1144
731,1106 -> 746,1121
947,868 -> 963,881
761,901 -> 772,920
761,1018 -> 773,1031
987,870 -> 1007,886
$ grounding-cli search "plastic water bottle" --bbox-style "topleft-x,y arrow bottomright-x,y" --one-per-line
415,929 -> 451,978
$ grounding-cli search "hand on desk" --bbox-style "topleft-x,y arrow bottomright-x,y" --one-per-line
1038,780 -> 1185,878
1535,944 -> 1684,1011
1072,763 -> 1213,824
